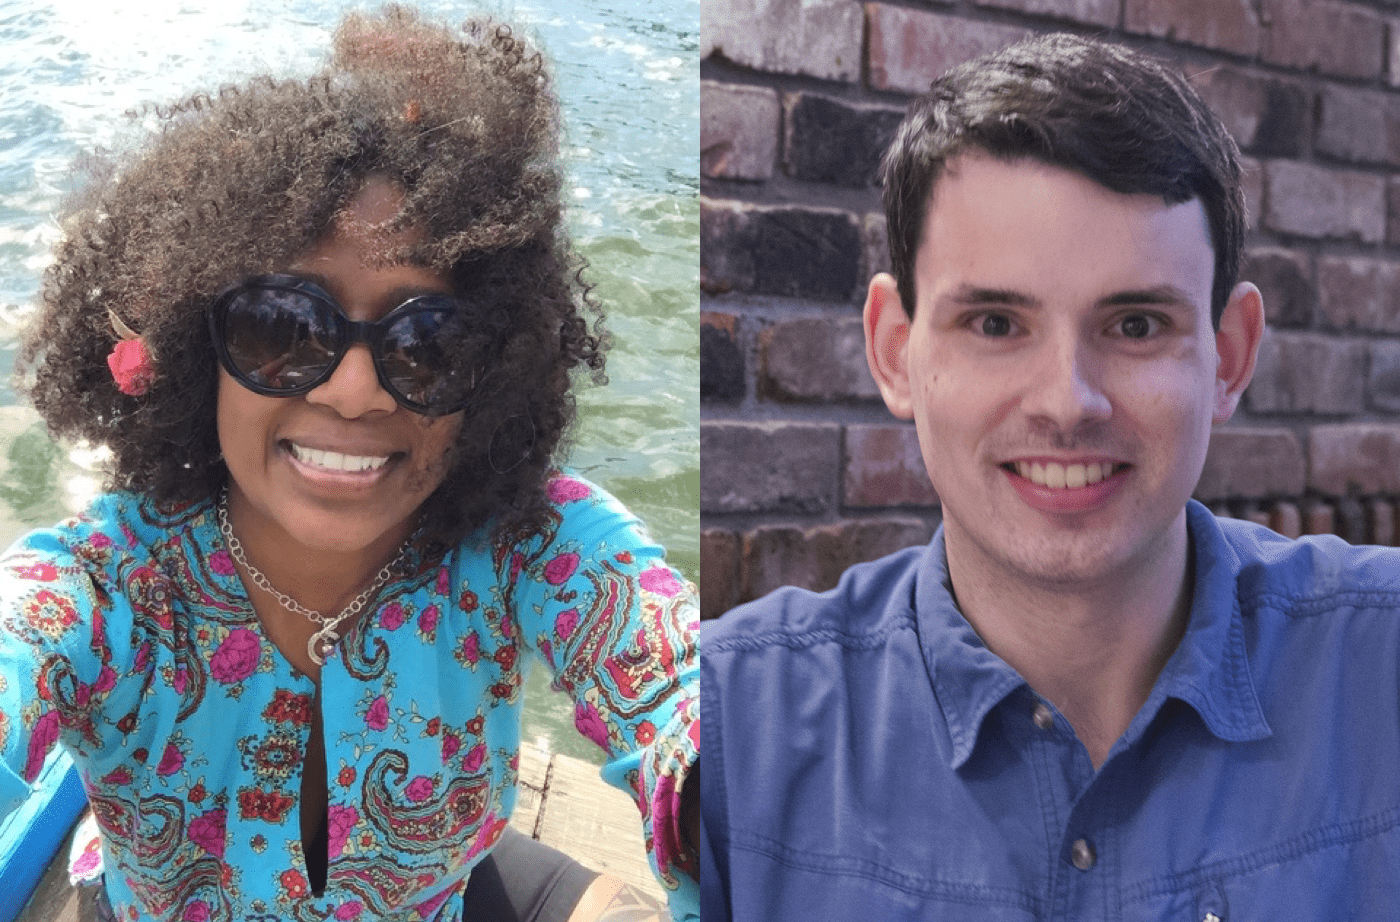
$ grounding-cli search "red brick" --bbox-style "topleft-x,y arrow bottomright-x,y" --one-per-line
1391,18 -> 1400,89
1195,427 -> 1306,501
1303,500 -> 1336,537
700,529 -> 741,620
843,423 -> 940,508
741,517 -> 936,600
1244,330 -> 1366,415
701,81 -> 780,181
1126,0 -> 1261,56
1316,84 -> 1400,167
1243,505 -> 1273,528
702,312 -> 745,403
1368,498 -> 1395,546
1260,0 -> 1385,79
1317,255 -> 1400,334
865,4 -> 1030,96
701,421 -> 842,514
1262,160 -> 1386,243
1270,501 -> 1302,538
972,0 -> 1117,28
1309,423 -> 1400,495
761,317 -> 880,403
1387,177 -> 1400,245
702,0 -> 862,82
1241,247 -> 1314,328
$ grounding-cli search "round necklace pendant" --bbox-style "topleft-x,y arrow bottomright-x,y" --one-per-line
308,627 -> 341,666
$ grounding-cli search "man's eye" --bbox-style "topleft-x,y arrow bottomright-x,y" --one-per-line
979,314 -> 1013,337
1117,313 -> 1160,339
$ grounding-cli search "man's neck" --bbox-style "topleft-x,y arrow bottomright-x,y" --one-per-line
945,514 -> 1194,769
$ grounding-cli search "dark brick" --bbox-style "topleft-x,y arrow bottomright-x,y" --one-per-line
866,5 -> 1030,95
1126,0 -> 1261,56
700,421 -> 841,514
1260,0 -> 1385,80
1195,427 -> 1306,501
1242,247 -> 1314,328
784,93 -> 904,188
1309,423 -> 1400,495
1369,498 -> 1396,546
700,529 -> 740,620
1244,330 -> 1367,415
1335,496 -> 1368,544
972,0 -> 1116,26
701,312 -> 745,403
1241,156 -> 1264,230
1317,255 -> 1400,334
701,81 -> 780,181
1367,340 -> 1400,412
761,317 -> 879,403
1263,160 -> 1385,243
700,199 -> 863,302
843,423 -> 939,508
1192,68 -> 1305,158
741,517 -> 936,600
1387,178 -> 1400,245
1316,85 -> 1400,167
863,212 -> 891,281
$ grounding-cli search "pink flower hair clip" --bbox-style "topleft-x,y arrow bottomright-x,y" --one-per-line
106,310 -> 154,396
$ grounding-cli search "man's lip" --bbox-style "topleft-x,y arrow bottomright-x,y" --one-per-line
1000,459 -> 1132,513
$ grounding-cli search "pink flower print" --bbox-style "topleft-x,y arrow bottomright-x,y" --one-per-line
134,641 -> 151,673
182,901 -> 211,922
156,743 -> 184,776
335,901 -> 364,921
188,809 -> 226,858
326,805 -> 359,859
15,562 -> 56,581
436,568 -> 451,597
365,696 -> 390,731
380,603 -> 406,631
650,773 -> 683,876
405,776 -> 435,803
461,743 -> 486,774
90,533 -> 112,549
415,888 -> 455,920
639,566 -> 684,598
418,605 -> 439,635
544,553 -> 579,585
460,633 -> 481,665
70,847 -> 102,879
25,711 -> 60,782
510,552 -> 524,581
210,628 -> 261,684
573,701 -> 610,750
547,477 -> 591,504
554,608 -> 579,640
441,731 -> 461,763
208,550 -> 236,577
94,665 -> 117,693
101,766 -> 132,786
172,667 -> 188,695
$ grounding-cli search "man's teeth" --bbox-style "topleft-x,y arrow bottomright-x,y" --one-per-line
1013,461 -> 1117,489
290,444 -> 390,473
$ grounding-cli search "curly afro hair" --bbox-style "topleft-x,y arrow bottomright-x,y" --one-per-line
19,5 -> 606,550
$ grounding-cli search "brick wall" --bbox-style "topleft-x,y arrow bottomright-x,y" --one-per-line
699,0 -> 1400,619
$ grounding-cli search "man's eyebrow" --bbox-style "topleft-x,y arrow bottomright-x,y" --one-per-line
1099,286 -> 1197,308
944,285 -> 1038,307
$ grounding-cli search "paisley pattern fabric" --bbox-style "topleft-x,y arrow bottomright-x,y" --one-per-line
0,473 -> 698,921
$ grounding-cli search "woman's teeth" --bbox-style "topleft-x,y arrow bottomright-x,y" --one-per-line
290,443 -> 390,473
1013,460 -> 1117,489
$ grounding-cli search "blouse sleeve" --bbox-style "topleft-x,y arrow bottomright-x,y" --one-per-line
0,523 -> 117,818
506,474 -> 699,920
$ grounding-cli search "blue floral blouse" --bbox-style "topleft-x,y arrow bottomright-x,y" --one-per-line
0,473 -> 698,921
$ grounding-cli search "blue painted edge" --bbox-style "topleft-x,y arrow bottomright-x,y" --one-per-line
0,751 -> 86,922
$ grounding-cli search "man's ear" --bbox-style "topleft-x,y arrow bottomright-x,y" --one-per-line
1213,281 -> 1265,424
864,273 -> 915,420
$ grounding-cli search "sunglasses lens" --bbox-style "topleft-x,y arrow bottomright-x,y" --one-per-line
219,287 -> 336,391
378,303 -> 471,411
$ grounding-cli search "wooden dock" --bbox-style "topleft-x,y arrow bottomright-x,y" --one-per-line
12,744 -> 662,921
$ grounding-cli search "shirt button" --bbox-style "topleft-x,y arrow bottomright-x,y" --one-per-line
1070,838 -> 1096,871
1032,702 -> 1055,730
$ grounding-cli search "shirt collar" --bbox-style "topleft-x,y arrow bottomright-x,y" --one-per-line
914,500 -> 1272,771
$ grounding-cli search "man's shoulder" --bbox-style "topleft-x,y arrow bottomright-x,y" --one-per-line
701,541 -> 931,657
1203,506 -> 1400,610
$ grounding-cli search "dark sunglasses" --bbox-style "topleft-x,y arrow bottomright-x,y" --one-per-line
208,274 -> 478,416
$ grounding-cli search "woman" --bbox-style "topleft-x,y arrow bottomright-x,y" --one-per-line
0,6 -> 697,921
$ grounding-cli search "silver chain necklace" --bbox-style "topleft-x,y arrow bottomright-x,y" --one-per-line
216,491 -> 407,667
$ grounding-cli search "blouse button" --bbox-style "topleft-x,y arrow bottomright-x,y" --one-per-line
1070,837 -> 1097,871
1032,702 -> 1055,730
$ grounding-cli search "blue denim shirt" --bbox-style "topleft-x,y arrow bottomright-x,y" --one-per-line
701,502 -> 1400,921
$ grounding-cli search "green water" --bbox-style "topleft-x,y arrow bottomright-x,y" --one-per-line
0,0 -> 698,764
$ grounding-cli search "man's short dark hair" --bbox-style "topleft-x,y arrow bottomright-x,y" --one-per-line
879,33 -> 1246,328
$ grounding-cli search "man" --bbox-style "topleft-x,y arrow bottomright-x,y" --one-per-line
700,33 -> 1400,921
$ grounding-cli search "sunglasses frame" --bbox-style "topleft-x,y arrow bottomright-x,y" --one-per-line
207,273 -> 473,416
